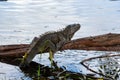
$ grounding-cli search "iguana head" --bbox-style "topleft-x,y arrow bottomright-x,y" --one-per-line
64,24 -> 81,40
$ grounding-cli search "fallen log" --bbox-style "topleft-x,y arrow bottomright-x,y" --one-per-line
62,33 -> 120,51
0,33 -> 120,58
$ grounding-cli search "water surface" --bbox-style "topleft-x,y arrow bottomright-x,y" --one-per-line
0,0 -> 120,45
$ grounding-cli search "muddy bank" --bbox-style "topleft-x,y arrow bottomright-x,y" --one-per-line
0,33 -> 120,58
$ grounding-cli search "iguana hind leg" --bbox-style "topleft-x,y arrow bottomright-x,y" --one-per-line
19,37 -> 39,67
20,39 -> 56,68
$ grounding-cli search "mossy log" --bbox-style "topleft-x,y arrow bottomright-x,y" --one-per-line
0,33 -> 120,58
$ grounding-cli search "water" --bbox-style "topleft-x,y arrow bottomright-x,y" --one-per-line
0,0 -> 120,79
0,0 -> 120,45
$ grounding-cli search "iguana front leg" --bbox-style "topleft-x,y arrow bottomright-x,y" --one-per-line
56,34 -> 67,51
38,40 -> 57,67
42,40 -> 56,58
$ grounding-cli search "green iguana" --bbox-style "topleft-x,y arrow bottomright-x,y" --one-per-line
19,24 -> 80,67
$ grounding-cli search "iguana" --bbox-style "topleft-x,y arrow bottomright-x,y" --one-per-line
19,24 -> 80,67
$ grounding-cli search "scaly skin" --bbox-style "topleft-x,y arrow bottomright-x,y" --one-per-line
19,24 -> 80,68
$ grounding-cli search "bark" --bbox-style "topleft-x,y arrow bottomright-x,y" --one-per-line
0,33 -> 120,58
62,33 -> 120,51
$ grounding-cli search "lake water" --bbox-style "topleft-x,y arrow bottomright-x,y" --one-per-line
0,0 -> 120,80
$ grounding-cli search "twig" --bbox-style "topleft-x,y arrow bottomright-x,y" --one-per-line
81,54 -> 120,63
80,54 -> 120,80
